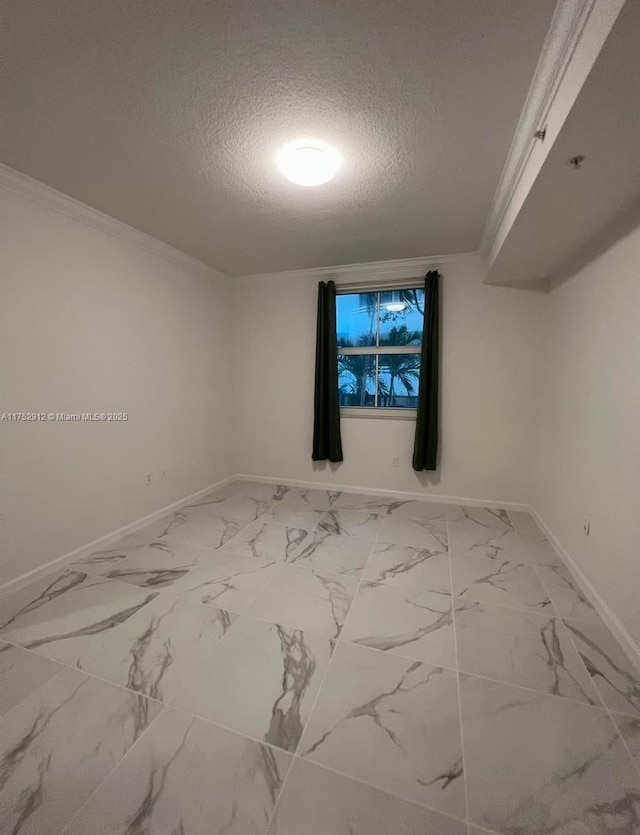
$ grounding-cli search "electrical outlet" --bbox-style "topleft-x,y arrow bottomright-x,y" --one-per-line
145,472 -> 152,486
391,457 -> 399,468
583,518 -> 591,536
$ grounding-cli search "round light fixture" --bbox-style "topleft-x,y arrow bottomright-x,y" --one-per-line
277,139 -> 341,186
385,302 -> 407,313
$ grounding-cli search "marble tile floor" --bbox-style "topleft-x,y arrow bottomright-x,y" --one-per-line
0,480 -> 639,835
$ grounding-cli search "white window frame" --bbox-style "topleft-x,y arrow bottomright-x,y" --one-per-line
336,281 -> 423,421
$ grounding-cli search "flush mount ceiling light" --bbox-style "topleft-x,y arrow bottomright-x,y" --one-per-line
276,139 -> 341,186
385,302 -> 406,312
385,292 -> 407,313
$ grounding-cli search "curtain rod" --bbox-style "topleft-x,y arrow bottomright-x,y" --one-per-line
335,276 -> 426,294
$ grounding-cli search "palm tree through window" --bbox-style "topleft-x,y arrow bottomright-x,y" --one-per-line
336,287 -> 425,410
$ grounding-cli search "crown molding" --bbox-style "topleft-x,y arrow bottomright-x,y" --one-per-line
0,163 -> 229,280
479,0 -> 624,267
237,252 -> 479,283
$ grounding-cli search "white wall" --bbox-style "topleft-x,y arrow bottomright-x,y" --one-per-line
532,225 -> 640,650
4,172 -> 636,661
0,185 -> 233,586
231,256 -> 548,503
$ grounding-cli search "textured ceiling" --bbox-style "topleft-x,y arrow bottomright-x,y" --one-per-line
1,0 -> 556,275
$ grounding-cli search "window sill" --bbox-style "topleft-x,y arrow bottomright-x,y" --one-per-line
340,408 -> 417,421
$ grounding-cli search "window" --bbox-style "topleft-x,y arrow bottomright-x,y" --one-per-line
336,286 -> 425,415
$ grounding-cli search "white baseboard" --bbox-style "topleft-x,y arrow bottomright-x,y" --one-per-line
234,473 -> 532,511
530,506 -> 640,674
0,475 -> 235,598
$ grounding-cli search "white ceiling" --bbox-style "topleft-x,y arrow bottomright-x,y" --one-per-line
1,0 -> 556,275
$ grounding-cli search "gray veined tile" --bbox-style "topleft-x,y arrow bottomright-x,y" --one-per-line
64,708 -> 291,835
186,494 -> 273,525
160,515 -> 242,550
0,569 -> 157,665
259,504 -> 325,531
267,483 -> 300,502
223,521 -> 308,561
70,531 -> 150,573
454,600 -> 600,704
168,551 -> 281,613
363,542 -> 452,594
317,508 -> 384,540
279,487 -> 342,510
564,619 -> 640,716
451,553 -> 554,614
517,535 -> 560,566
0,641 -> 63,717
447,505 -> 559,567
459,674 -> 640,835
181,490 -> 236,513
133,509 -> 192,541
76,594 -> 236,702
332,491 -> 392,512
535,563 -> 602,624
446,505 -> 513,555
0,667 -> 161,835
341,581 -> 456,668
233,481 -> 298,502
247,564 -> 358,639
267,757 -> 467,835
612,712 -> 640,769
299,642 -> 465,817
387,499 -> 448,524
506,509 -> 546,538
172,615 -> 333,752
446,504 -> 513,530
93,539 -> 207,589
378,514 -> 448,553
287,528 -> 373,576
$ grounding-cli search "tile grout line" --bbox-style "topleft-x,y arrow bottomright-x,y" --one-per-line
4,490 -> 638,831
46,488 -> 312,835
257,492 -> 365,834
56,702 -> 169,835
261,496 -> 385,831
3,499 -> 622,712
166,701 -> 298,760
0,664 -> 71,725
287,753 -> 472,829
447,504 -> 471,829
260,748 -> 297,835
0,501 -> 382,729
66,499 -> 269,578
43,493 -> 588,629
332,507 -> 384,650
334,638 -> 620,711
51,666 -> 637,835
0,658 -> 168,834
557,603 -> 640,776
0,634 -> 168,708
511,511 -> 640,771
524,527 -> 640,748
1,506 -> 625,734
79,532 -> 575,626
2,615 -> 618,725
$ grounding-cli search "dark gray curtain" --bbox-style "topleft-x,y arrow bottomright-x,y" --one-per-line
312,280 -> 343,462
413,270 -> 440,471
